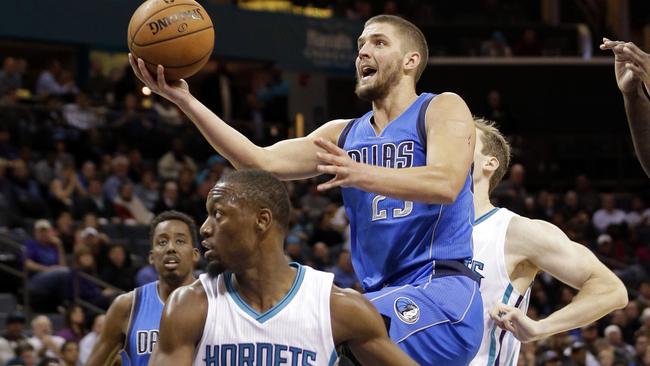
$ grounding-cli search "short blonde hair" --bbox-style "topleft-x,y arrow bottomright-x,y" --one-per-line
474,117 -> 511,194
365,15 -> 428,82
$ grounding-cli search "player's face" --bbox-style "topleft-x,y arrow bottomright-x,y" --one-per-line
150,219 -> 199,283
355,22 -> 403,101
201,183 -> 258,277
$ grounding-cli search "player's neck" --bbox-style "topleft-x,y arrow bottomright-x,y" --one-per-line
158,274 -> 195,302
474,181 -> 494,219
231,251 -> 296,314
371,82 -> 418,130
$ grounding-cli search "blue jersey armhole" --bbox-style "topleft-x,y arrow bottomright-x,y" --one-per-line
417,94 -> 436,150
123,286 -> 143,360
337,119 -> 358,149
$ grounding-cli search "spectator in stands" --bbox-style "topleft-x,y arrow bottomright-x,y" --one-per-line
493,163 -> 527,213
575,175 -> 600,213
604,324 -> 635,363
32,151 -> 57,190
5,342 -> 36,366
480,31 -> 512,57
0,57 -> 22,96
78,314 -> 104,365
112,93 -> 153,147
56,305 -> 86,343
49,159 -> 85,215
28,315 -> 65,360
25,220 -> 69,310
63,92 -> 102,131
84,57 -> 110,105
1,312 -> 27,353
328,249 -> 360,291
154,180 -> 179,214
54,211 -> 75,254
36,60 -> 77,97
593,194 -> 626,233
113,182 -> 153,225
99,244 -> 135,291
0,126 -> 17,161
59,341 -> 79,366
0,336 -> 12,366
135,263 -> 157,287
157,138 -> 197,181
626,196 -> 649,228
196,59 -> 232,122
635,333 -> 650,366
69,246 -> 116,310
134,170 -> 159,212
9,159 -> 49,219
77,161 -> 96,191
102,156 -> 131,202
74,178 -> 112,220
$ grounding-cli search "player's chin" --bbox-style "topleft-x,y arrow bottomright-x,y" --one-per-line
207,261 -> 225,278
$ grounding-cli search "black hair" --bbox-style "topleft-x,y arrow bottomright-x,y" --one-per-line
149,210 -> 199,248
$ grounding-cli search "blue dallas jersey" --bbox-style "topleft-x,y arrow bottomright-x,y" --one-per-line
338,93 -> 475,291
121,281 -> 163,366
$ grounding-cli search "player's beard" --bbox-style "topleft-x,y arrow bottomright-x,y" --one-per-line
355,58 -> 401,102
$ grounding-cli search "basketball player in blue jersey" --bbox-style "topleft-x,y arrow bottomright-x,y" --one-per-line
86,211 -> 200,366
150,170 -> 416,366
469,119 -> 627,366
130,14 -> 482,365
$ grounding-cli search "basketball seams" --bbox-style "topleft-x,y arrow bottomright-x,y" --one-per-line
139,47 -> 212,69
130,2 -> 202,45
132,25 -> 214,48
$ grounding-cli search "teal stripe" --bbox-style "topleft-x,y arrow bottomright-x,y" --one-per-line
328,349 -> 338,366
225,263 -> 305,324
475,207 -> 500,226
486,284 -> 514,366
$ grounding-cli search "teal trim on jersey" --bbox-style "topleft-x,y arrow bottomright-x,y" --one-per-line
474,207 -> 500,226
486,284 -> 514,366
225,263 -> 306,324
328,348 -> 338,366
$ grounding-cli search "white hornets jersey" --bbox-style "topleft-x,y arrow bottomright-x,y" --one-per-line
193,263 -> 338,366
469,208 -> 531,366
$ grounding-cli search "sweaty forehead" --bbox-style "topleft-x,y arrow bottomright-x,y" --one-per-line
207,182 -> 243,208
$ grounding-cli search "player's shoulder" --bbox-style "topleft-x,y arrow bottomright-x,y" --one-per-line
167,278 -> 207,309
329,286 -> 386,344
506,215 -> 564,255
310,118 -> 355,143
430,92 -> 468,107
111,290 -> 135,314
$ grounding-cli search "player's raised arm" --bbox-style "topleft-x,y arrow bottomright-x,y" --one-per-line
331,287 -> 417,366
315,92 -> 474,203
148,282 -> 207,366
491,216 -> 628,342
600,38 -> 650,177
86,293 -> 132,366
128,54 -> 346,180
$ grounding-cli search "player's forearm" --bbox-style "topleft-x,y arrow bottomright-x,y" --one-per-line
357,164 -> 465,203
536,273 -> 627,338
623,84 -> 650,177
175,94 -> 268,170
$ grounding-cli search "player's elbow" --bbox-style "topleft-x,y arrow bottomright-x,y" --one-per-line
609,281 -> 629,310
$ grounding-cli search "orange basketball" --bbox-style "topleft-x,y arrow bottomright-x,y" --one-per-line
127,0 -> 215,81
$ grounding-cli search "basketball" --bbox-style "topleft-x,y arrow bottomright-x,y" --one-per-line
127,0 -> 214,81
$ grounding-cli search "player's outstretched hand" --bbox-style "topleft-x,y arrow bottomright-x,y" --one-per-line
600,38 -> 650,95
128,53 -> 190,105
314,138 -> 365,191
490,303 -> 545,343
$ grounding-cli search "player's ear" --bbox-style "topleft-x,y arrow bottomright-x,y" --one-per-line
148,250 -> 154,265
485,156 -> 500,173
256,208 -> 272,233
192,248 -> 200,264
403,51 -> 420,73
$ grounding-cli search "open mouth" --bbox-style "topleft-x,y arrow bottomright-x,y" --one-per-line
163,257 -> 180,270
360,66 -> 377,80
